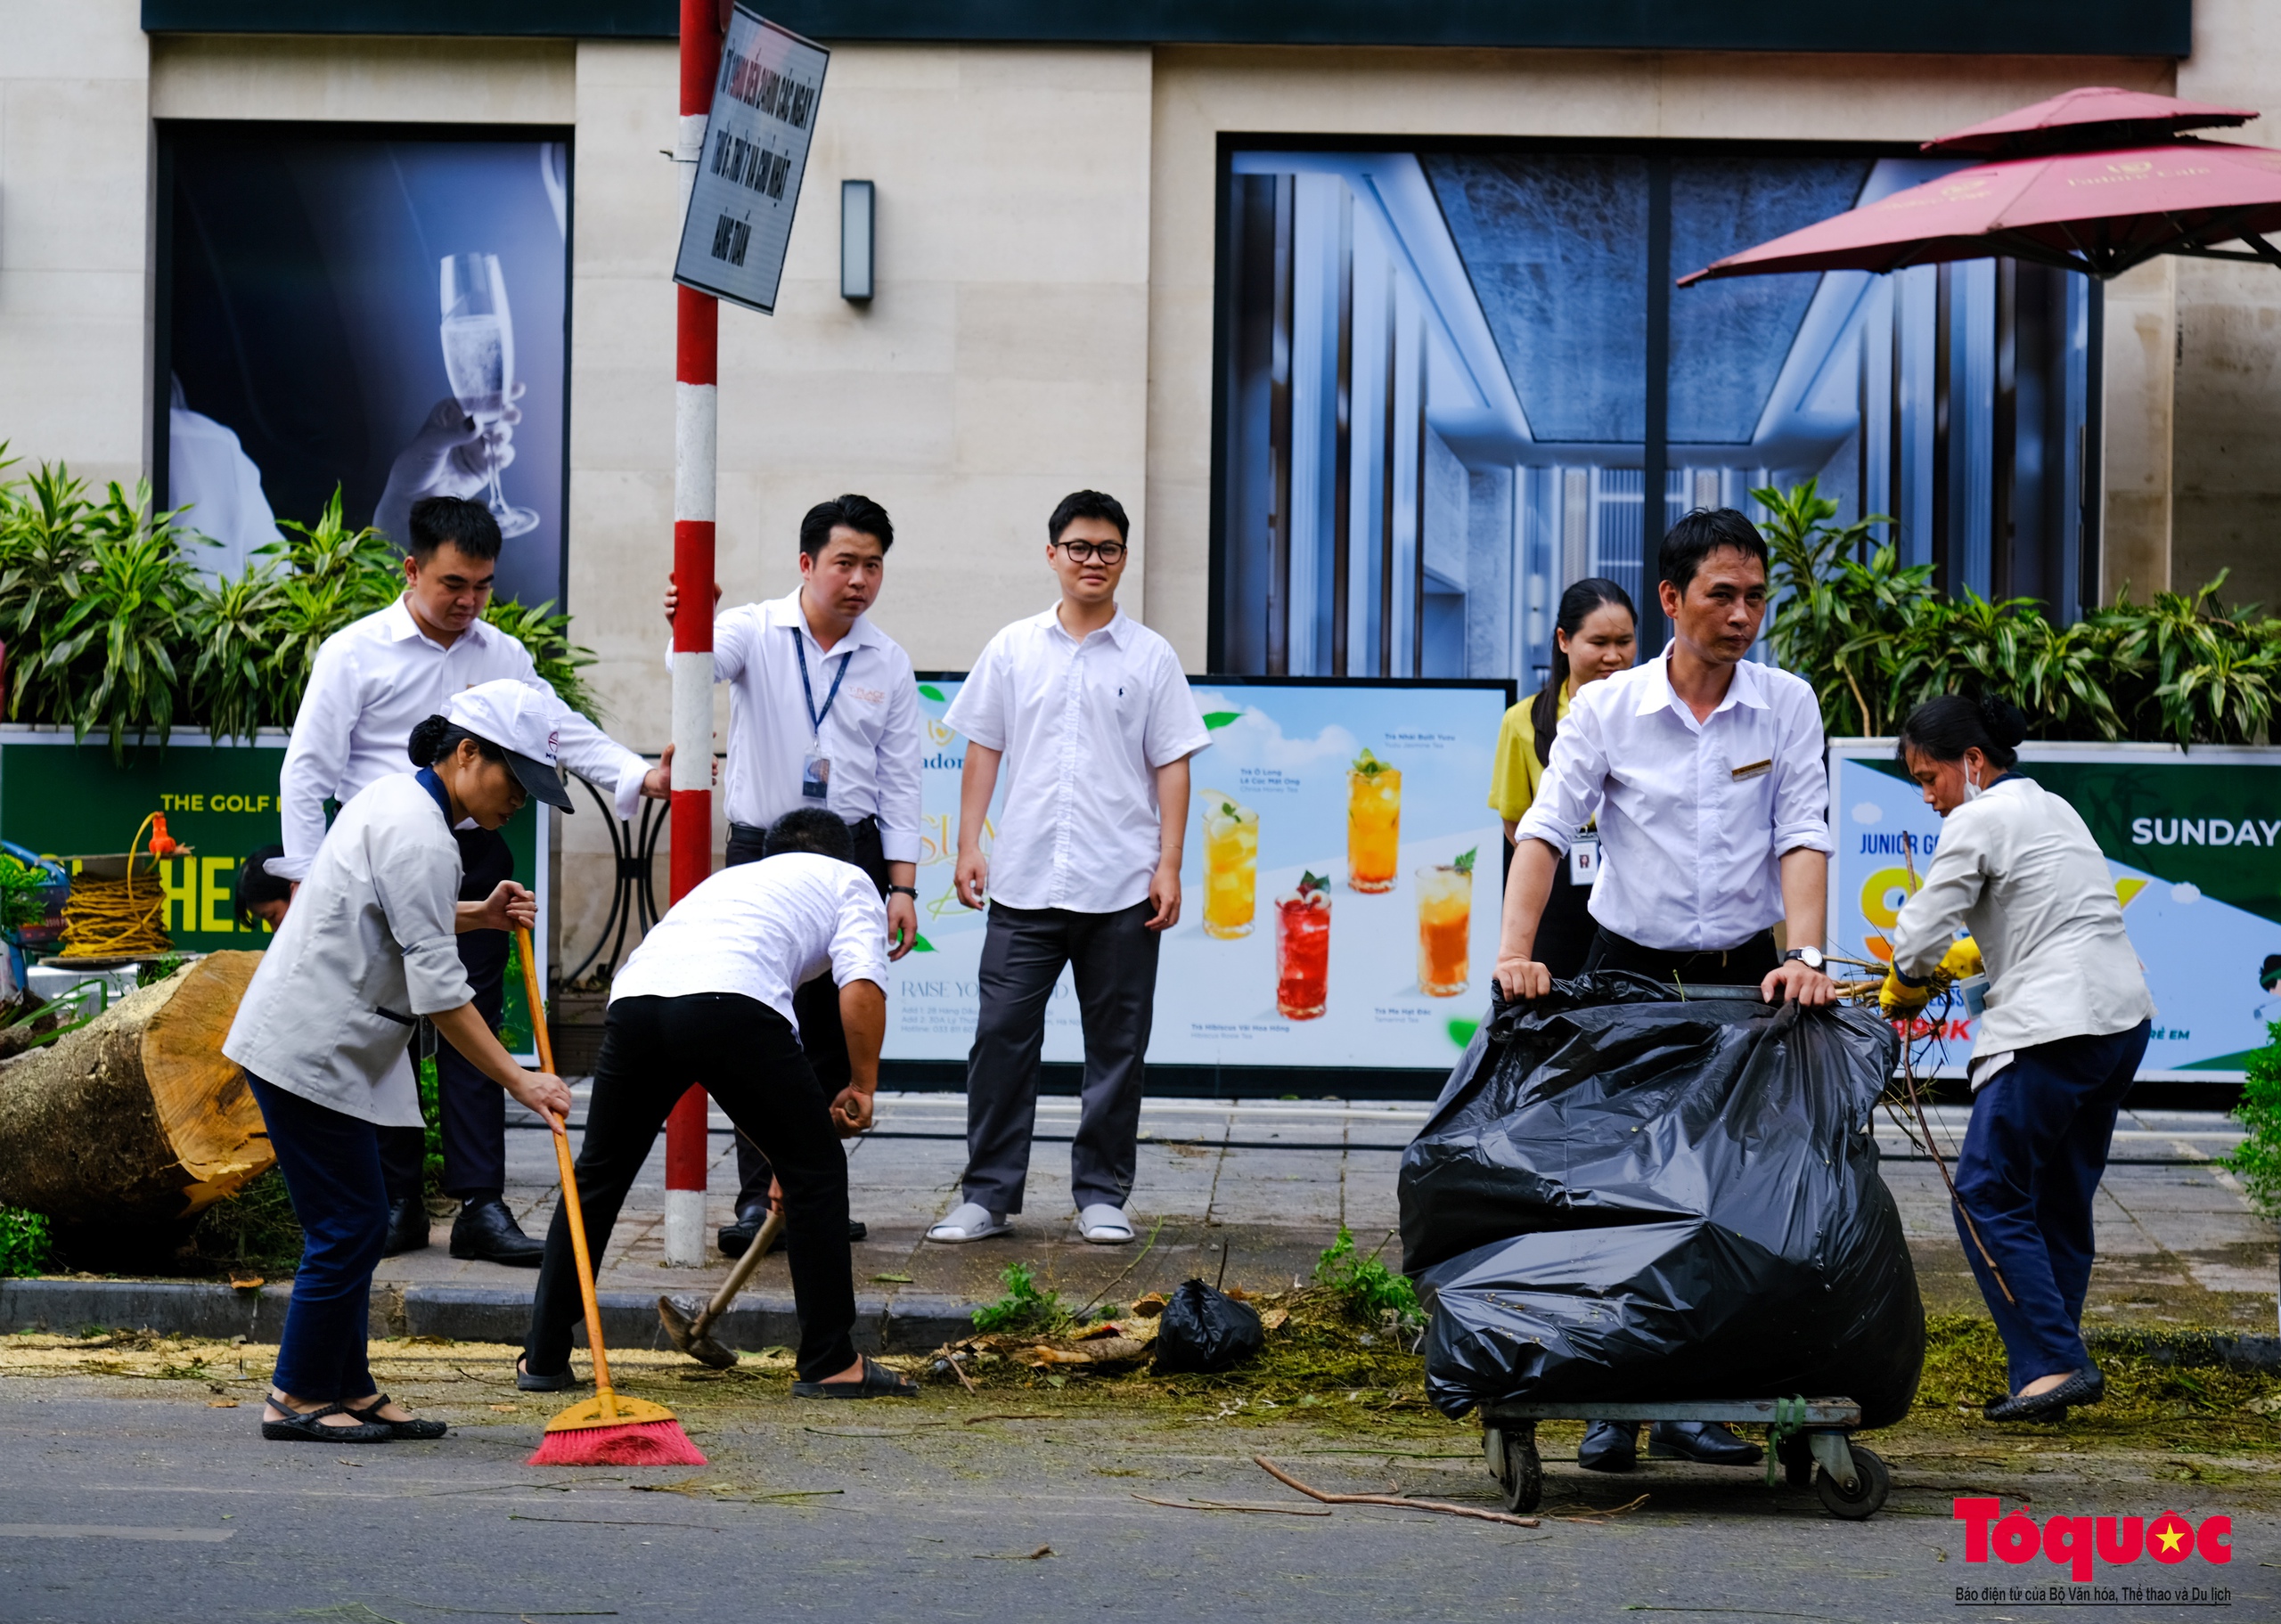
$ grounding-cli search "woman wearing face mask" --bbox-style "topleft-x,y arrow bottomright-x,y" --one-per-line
1882,693 -> 2154,1424
1487,578 -> 1638,978
224,679 -> 576,1443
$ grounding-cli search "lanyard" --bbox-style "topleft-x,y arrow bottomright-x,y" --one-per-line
792,626 -> 854,741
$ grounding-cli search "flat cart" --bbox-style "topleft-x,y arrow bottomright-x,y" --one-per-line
1480,1398 -> 1891,1520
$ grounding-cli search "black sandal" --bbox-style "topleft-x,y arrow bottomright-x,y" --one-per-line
260,1400 -> 393,1443
343,1393 -> 447,1440
792,1357 -> 920,1400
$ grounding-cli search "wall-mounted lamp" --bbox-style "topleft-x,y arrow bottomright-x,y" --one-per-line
841,179 -> 874,302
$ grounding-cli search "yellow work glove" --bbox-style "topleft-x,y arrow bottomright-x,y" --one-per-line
1879,969 -> 1932,1018
1940,938 -> 1983,980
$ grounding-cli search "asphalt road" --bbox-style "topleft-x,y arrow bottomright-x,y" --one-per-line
3,1377 -> 2270,1624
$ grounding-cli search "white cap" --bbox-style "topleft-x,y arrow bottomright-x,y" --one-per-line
445,680 -> 574,812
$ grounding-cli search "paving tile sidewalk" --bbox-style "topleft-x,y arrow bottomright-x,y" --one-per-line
368,1092 -> 2278,1342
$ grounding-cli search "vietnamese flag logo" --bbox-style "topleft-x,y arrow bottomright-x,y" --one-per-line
2148,1511 -> 2195,1564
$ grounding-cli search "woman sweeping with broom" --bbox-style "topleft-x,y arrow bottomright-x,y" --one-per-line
1881,693 -> 2154,1424
224,680 -> 575,1442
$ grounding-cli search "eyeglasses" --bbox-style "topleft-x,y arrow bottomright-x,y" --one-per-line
1053,539 -> 1129,565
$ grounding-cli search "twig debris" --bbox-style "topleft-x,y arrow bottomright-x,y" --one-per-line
1253,1457 -> 1539,1528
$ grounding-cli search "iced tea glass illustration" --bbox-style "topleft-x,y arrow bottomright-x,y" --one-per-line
1275,877 -> 1332,1020
1200,791 -> 1259,939
1346,750 -> 1401,893
1416,861 -> 1474,997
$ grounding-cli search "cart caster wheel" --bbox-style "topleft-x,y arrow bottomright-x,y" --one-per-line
1498,1432 -> 1542,1514
1812,1443 -> 1891,1521
1778,1433 -> 1814,1489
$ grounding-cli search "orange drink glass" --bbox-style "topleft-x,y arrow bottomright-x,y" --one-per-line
1346,751 -> 1401,893
1274,877 -> 1331,1020
1200,791 -> 1258,939
1416,862 -> 1474,997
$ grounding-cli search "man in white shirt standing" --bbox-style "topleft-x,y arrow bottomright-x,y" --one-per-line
927,491 -> 1210,1247
1497,506 -> 1838,1474
663,494 -> 921,1256
518,807 -> 916,1400
274,495 -> 670,1266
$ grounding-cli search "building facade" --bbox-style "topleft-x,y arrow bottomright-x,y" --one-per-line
1,0 -> 2269,960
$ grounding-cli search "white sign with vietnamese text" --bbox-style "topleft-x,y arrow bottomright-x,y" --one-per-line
673,8 -> 828,314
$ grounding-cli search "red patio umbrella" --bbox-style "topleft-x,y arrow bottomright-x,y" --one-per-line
1680,90 -> 2281,285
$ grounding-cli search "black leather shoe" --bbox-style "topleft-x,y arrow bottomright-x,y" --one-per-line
1648,1420 -> 1764,1466
1578,1420 -> 1638,1473
1985,1366 -> 2105,1423
381,1197 -> 430,1257
448,1198 -> 544,1267
516,1357 -> 583,1393
718,1207 -> 867,1257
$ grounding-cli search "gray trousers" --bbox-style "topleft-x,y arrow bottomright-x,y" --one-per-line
961,901 -> 1158,1215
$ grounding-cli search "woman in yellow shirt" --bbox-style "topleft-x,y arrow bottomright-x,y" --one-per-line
1488,578 -> 1637,977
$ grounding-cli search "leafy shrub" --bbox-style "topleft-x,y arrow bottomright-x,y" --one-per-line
1762,477 -> 2281,747
2223,1021 -> 2281,1218
971,1261 -> 1070,1334
0,449 -> 598,755
0,1205 -> 53,1277
1313,1224 -> 1423,1331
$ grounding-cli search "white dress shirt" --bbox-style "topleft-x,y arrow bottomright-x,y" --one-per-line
944,605 -> 1211,914
667,592 -> 923,863
274,597 -> 650,882
1515,649 -> 1834,952
606,852 -> 891,1038
1891,775 -> 2154,1072
225,772 -> 471,1126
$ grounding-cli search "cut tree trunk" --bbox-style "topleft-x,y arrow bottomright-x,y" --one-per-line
0,951 -> 269,1225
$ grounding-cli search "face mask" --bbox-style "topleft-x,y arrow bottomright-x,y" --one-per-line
1962,762 -> 1983,803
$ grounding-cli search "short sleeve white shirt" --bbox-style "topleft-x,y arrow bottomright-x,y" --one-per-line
944,606 -> 1211,914
1514,649 -> 1834,952
605,853 -> 890,1039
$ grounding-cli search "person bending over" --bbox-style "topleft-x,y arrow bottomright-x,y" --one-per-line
518,807 -> 915,1400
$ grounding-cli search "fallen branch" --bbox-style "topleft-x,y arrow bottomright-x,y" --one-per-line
1253,1457 -> 1539,1529
961,1412 -> 1055,1424
1132,1493 -> 1331,1517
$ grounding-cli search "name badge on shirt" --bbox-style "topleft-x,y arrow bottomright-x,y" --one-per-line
802,753 -> 832,801
1729,757 -> 1773,782
1569,828 -> 1602,887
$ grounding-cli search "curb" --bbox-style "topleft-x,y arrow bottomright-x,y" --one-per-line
2,1277 -> 978,1358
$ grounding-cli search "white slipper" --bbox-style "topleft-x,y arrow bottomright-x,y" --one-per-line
926,1202 -> 1010,1244
1077,1204 -> 1134,1245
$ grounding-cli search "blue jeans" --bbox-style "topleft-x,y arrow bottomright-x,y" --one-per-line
249,1073 -> 388,1403
1951,1020 -> 2151,1391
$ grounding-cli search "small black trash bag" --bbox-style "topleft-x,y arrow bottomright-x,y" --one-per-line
1154,1278 -> 1266,1374
1399,974 -> 1923,1428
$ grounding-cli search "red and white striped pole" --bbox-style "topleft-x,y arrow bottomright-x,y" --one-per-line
663,0 -> 723,1267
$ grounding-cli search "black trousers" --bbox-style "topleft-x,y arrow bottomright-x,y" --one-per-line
380,826 -> 516,1208
961,900 -> 1159,1215
523,992 -> 857,1382
726,816 -> 889,1213
1582,926 -> 1781,988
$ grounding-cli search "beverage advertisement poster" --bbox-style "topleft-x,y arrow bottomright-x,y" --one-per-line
160,126 -> 569,608
1829,740 -> 2281,1081
889,678 -> 1513,1073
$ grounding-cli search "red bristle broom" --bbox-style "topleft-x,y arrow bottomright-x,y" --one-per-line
516,926 -> 707,1467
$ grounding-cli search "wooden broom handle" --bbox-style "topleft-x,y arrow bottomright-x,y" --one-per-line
518,926 -> 615,1399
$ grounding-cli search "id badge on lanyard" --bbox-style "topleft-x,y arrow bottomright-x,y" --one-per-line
793,627 -> 853,803
1568,825 -> 1602,886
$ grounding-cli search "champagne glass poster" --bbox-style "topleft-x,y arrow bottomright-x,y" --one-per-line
891,678 -> 1511,1069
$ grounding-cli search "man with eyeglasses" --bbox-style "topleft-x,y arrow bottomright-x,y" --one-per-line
663,494 -> 922,1257
928,490 -> 1210,1247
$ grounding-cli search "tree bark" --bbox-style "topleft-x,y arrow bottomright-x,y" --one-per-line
0,952 -> 269,1225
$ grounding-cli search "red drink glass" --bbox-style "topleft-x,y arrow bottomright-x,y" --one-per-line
1275,882 -> 1330,1020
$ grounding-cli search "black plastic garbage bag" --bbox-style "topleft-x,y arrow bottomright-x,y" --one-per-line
1399,974 -> 1923,1427
1154,1278 -> 1266,1375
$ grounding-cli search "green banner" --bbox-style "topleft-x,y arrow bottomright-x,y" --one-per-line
0,730 -> 543,1055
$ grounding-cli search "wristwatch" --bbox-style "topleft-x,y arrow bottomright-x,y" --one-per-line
1785,946 -> 1826,971
886,885 -> 919,900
